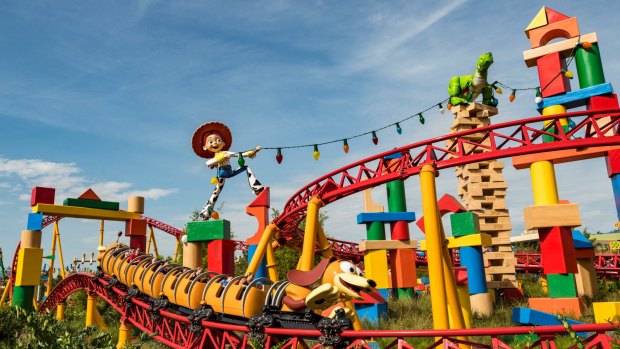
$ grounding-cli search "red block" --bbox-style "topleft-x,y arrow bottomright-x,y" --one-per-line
539,226 -> 578,274
129,235 -> 146,252
31,187 -> 55,206
575,248 -> 595,259
537,52 -> 571,98
389,249 -> 417,288
207,240 -> 235,275
453,267 -> 468,286
78,188 -> 101,201
545,8 -> 570,24
389,221 -> 410,240
416,194 -> 466,233
606,149 -> 620,177
125,219 -> 147,236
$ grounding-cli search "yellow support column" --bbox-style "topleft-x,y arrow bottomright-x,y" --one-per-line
56,302 -> 66,320
265,242 -> 279,282
441,246 -> 465,330
530,161 -> 559,205
300,197 -> 324,271
117,322 -> 132,349
45,224 -> 59,298
246,224 -> 279,276
316,224 -> 334,259
419,164 -> 449,330
86,293 -> 97,327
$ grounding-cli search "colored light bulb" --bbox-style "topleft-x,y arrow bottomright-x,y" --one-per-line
564,70 -> 574,79
418,113 -> 425,125
395,123 -> 402,134
237,153 -> 245,167
438,103 -> 444,115
276,148 -> 283,164
535,87 -> 542,104
510,90 -> 516,102
447,103 -> 452,110
371,131 -> 378,145
210,177 -> 218,185
342,139 -> 349,153
581,42 -> 592,49
495,87 -> 503,94
313,144 -> 320,160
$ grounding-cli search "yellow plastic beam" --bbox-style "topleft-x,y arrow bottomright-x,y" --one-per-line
245,224 -> 278,276
419,233 -> 492,251
32,203 -> 141,221
299,197 -> 324,271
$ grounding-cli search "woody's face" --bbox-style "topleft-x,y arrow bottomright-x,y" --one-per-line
204,133 -> 225,153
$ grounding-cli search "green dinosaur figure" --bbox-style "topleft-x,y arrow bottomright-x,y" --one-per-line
448,52 -> 498,107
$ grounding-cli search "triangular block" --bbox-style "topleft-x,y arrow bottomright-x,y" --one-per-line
525,7 -> 548,35
247,187 -> 270,207
78,188 -> 101,201
545,7 -> 570,24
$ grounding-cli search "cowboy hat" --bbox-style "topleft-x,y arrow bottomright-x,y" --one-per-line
191,121 -> 233,158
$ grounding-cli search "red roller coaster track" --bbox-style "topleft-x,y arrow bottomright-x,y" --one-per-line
38,272 -> 619,349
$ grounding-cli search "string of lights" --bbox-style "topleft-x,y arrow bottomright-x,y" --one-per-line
247,37 -> 592,164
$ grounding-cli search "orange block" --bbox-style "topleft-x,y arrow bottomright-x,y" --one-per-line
512,146 -> 620,170
78,188 -> 101,201
389,249 -> 417,288
528,17 -> 580,49
528,297 -> 586,317
246,188 -> 270,245
125,219 -> 147,236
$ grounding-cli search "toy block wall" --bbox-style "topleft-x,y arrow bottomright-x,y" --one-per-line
449,103 -> 518,289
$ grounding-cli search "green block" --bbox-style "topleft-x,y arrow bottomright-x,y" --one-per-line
450,212 -> 480,237
396,288 -> 414,299
366,221 -> 386,240
12,286 -> 35,311
187,219 -> 231,242
63,198 -> 120,211
543,125 -> 570,143
547,273 -> 577,298
575,43 -> 605,89
386,180 -> 407,212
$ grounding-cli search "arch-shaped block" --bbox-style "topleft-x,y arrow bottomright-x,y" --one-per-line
528,17 -> 580,49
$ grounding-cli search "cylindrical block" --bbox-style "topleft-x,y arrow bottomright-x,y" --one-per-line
366,221 -> 386,240
469,292 -> 493,317
12,286 -> 35,311
459,246 -> 487,295
128,196 -> 145,213
386,180 -> 407,212
530,160 -> 559,205
389,221 -> 410,240
183,242 -> 202,269
21,230 -> 42,248
575,43 -> 606,88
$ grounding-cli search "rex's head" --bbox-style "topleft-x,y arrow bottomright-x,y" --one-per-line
476,52 -> 494,71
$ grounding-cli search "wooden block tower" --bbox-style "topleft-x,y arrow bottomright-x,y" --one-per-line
448,103 -> 518,289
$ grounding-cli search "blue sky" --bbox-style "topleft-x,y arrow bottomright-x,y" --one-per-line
2,1 -> 620,267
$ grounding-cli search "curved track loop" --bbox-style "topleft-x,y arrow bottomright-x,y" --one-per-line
40,273 -> 618,349
275,109 -> 620,246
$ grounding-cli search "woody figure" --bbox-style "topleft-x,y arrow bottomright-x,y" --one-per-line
192,121 -> 264,220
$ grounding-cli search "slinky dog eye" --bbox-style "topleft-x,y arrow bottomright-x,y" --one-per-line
355,267 -> 363,276
339,261 -> 356,274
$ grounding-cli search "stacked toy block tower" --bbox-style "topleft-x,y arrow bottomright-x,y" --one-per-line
245,189 -> 271,278
448,103 -> 518,289
571,230 -> 599,298
186,219 -> 235,274
515,7 -> 620,316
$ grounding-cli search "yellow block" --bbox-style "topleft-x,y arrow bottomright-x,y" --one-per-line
419,233 -> 492,251
15,248 -> 44,286
358,239 -> 418,251
593,302 -> 620,323
363,250 -> 390,289
525,6 -> 548,33
523,204 -> 581,230
32,203 -> 141,221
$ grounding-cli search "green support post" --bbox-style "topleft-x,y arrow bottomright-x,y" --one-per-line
13,286 -> 35,311
575,43 -> 605,88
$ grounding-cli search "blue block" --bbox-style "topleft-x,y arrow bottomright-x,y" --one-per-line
459,246 -> 487,295
384,152 -> 402,160
247,244 -> 267,279
376,288 -> 391,300
366,342 -> 381,349
512,308 -> 587,337
26,212 -> 43,230
612,174 -> 620,219
420,277 -> 430,285
572,230 -> 594,249
537,83 -> 613,111
357,212 -> 416,224
355,303 -> 387,326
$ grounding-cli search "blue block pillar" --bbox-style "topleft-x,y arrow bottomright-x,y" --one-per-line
247,244 -> 267,279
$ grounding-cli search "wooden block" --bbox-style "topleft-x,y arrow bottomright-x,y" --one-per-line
523,32 -> 598,67
528,17 -> 580,49
125,219 -> 147,236
537,52 -> 571,97
26,213 -> 43,231
63,198 -> 120,211
364,250 -> 390,289
480,222 -> 512,231
575,258 -> 599,298
32,203 -> 141,221
186,220 -> 231,242
127,196 -> 145,213
547,273 -> 577,298
574,248 -> 595,259
450,212 -> 481,237
539,226 -> 578,274
182,241 -> 202,269
528,297 -> 585,317
538,82 -> 613,110
15,248 -> 44,286
487,280 -> 519,289
589,93 -> 619,138
419,233 -> 491,250
523,204 -> 581,230
358,239 -> 417,252
512,146 -> 620,170
606,149 -> 620,178
363,188 -> 384,213
207,240 -> 236,275
592,302 -> 620,323
31,186 -> 55,206
20,230 -> 42,248
485,266 -> 516,274
389,249 -> 417,288
129,235 -> 146,251
470,292 -> 493,317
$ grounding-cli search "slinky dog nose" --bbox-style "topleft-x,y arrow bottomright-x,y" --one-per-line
368,279 -> 377,288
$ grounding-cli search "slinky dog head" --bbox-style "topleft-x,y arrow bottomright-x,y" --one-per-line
287,258 -> 377,300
